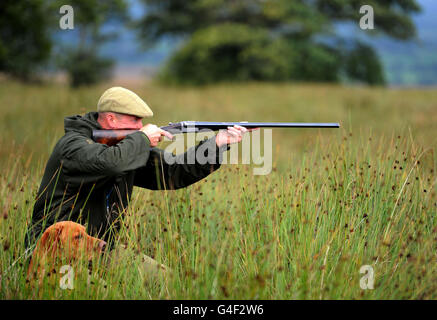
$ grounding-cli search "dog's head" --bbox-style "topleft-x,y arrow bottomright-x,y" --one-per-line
33,221 -> 107,264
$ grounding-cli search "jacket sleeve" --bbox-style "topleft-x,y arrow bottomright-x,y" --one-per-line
61,131 -> 152,185
133,137 -> 229,190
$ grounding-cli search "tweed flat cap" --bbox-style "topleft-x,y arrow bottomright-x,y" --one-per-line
97,87 -> 153,118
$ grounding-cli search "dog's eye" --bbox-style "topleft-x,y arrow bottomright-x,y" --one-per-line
74,234 -> 83,240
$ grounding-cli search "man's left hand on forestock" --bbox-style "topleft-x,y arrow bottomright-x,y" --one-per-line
215,125 -> 258,147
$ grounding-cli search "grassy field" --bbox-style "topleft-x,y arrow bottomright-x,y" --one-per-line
0,81 -> 436,299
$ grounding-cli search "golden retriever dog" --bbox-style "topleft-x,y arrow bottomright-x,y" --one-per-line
27,221 -> 107,284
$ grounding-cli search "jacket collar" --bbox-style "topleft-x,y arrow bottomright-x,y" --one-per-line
64,112 -> 102,137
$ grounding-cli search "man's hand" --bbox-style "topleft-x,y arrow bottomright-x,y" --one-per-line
215,125 -> 257,147
140,124 -> 174,147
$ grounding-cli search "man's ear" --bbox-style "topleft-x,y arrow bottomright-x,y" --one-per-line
107,113 -> 117,125
97,112 -> 117,129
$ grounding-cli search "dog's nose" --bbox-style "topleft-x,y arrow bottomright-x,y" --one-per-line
98,241 -> 107,252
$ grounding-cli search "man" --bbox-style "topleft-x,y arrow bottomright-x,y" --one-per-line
24,87 -> 248,251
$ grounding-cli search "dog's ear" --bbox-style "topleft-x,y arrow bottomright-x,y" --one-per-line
29,224 -> 63,275
50,224 -> 64,254
39,224 -> 64,254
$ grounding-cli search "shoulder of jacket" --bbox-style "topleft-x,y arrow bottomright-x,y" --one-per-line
59,132 -> 102,159
61,131 -> 95,144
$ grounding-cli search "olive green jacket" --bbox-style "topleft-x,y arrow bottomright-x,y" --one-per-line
25,112 -> 227,248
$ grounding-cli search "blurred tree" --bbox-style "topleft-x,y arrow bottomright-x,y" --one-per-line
0,0 -> 52,80
54,0 -> 127,87
137,0 -> 420,85
344,42 -> 386,85
159,24 -> 293,84
59,50 -> 114,87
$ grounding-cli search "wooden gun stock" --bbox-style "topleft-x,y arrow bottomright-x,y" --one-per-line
92,129 -> 138,146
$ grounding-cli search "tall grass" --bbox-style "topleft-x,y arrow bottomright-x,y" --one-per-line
0,81 -> 436,299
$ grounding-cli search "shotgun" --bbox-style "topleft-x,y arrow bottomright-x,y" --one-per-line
92,121 -> 340,146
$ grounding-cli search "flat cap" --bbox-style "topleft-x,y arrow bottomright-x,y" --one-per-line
97,87 -> 153,118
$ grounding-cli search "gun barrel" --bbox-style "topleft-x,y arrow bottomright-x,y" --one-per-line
181,121 -> 340,129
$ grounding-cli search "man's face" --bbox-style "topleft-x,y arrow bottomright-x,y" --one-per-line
113,113 -> 143,130
100,112 -> 143,130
